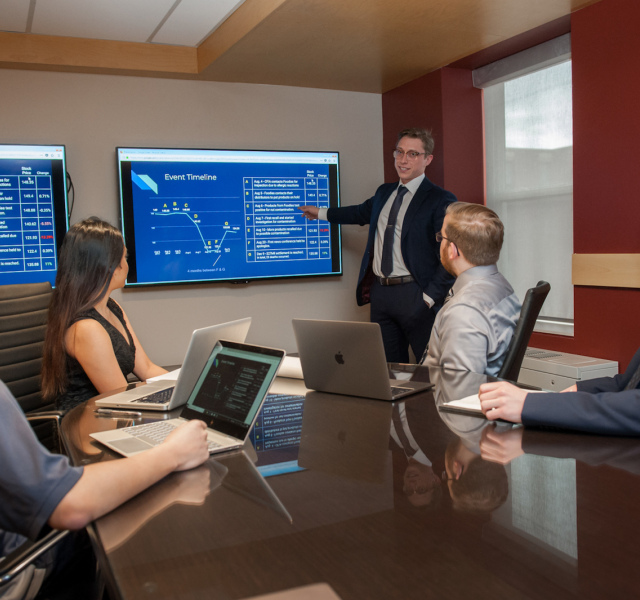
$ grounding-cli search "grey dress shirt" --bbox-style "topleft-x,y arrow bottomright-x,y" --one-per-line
424,264 -> 521,376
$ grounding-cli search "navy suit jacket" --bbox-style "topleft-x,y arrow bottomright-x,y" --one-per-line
327,177 -> 457,306
522,347 -> 640,436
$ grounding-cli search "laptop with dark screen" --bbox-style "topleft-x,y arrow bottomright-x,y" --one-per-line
90,340 -> 285,457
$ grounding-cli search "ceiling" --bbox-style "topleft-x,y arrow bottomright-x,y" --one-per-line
0,0 -> 601,93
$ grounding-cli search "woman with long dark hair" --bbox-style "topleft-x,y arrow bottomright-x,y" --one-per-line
42,217 -> 166,411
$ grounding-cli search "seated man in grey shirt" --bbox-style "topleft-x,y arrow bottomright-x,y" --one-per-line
423,202 -> 521,376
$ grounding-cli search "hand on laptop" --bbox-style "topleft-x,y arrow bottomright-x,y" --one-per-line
164,420 -> 210,471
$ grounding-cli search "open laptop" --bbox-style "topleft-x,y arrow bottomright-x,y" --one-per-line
91,340 -> 285,457
292,319 -> 433,401
95,317 -> 251,411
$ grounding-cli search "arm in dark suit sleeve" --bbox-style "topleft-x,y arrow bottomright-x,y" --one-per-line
422,190 -> 457,304
326,194 -> 376,226
521,389 -> 640,436
577,347 -> 640,394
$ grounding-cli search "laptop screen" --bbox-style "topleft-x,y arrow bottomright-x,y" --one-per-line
180,340 -> 284,439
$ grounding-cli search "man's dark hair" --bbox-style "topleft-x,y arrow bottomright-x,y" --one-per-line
397,128 -> 435,156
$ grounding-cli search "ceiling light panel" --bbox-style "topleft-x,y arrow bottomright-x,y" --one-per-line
0,0 -> 31,33
152,0 -> 246,46
31,0 -> 178,43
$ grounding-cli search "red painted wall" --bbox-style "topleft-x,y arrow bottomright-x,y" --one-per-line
381,0 -> 640,370
381,67 -> 483,202
381,70 -> 445,185
529,0 -> 640,369
440,67 -> 485,203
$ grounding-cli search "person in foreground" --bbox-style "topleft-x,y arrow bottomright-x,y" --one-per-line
478,346 -> 640,436
42,217 -> 167,412
423,202 -> 521,376
298,127 -> 457,363
0,380 -> 209,597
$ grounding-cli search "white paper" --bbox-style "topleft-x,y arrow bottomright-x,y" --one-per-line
444,394 -> 482,412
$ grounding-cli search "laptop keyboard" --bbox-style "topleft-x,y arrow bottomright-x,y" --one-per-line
137,388 -> 174,404
390,386 -> 413,398
121,421 -> 222,452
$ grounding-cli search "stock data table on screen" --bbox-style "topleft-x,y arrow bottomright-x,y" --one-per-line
0,165 -> 57,277
0,144 -> 67,286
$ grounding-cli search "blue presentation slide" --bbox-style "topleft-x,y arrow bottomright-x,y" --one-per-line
0,149 -> 66,287
124,157 -> 336,285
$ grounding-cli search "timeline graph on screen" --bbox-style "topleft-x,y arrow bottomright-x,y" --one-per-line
118,148 -> 341,287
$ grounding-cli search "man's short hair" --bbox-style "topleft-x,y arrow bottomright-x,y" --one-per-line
397,128 -> 435,156
444,202 -> 504,266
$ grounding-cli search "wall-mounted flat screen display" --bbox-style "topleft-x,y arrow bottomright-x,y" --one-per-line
117,147 -> 342,287
0,144 -> 69,287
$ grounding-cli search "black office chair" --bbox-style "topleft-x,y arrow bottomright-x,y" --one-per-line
497,280 -> 551,382
0,412 -> 101,600
0,527 -> 70,595
0,281 -> 58,450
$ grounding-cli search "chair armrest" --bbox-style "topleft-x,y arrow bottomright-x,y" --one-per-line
26,412 -> 64,453
26,411 -> 63,425
0,529 -> 70,584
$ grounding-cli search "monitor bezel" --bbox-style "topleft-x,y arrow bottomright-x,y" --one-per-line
117,146 -> 342,289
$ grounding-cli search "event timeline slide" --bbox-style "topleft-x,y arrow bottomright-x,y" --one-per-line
0,144 -> 68,287
118,148 -> 342,287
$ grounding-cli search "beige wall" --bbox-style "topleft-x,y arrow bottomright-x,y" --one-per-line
0,69 -> 383,364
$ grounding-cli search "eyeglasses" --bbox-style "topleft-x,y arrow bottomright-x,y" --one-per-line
436,232 -> 459,256
393,149 -> 428,160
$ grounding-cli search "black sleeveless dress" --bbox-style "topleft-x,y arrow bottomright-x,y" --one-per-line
57,298 -> 136,412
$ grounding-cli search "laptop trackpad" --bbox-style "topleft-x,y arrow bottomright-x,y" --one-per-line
110,438 -> 153,454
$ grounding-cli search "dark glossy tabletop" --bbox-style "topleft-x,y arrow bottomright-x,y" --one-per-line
61,366 -> 640,600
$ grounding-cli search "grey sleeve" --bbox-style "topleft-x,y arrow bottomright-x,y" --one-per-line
0,382 -> 83,540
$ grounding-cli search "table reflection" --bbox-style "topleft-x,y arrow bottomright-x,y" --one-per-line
60,369 -> 640,600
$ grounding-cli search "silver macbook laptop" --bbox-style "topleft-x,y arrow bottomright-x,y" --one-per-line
95,317 -> 251,411
91,340 -> 285,457
292,319 -> 433,401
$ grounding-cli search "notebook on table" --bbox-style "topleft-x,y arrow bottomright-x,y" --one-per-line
95,317 -> 251,411
292,319 -> 433,401
90,340 -> 285,457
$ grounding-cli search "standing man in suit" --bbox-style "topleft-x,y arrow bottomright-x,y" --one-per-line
299,128 -> 457,363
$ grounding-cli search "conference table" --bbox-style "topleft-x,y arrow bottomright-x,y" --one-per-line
60,365 -> 640,600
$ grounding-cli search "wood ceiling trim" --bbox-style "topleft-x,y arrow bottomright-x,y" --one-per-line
0,31 -> 197,75
196,0 -> 288,74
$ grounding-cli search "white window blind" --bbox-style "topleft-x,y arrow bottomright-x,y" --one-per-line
477,36 -> 574,336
